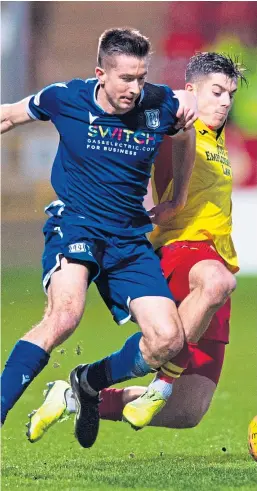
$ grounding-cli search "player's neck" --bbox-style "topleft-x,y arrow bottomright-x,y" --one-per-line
199,116 -> 224,133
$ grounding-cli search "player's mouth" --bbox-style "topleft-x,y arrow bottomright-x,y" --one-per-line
121,97 -> 134,104
216,111 -> 228,117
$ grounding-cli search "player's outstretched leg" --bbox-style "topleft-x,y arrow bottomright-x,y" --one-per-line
27,380 -> 71,443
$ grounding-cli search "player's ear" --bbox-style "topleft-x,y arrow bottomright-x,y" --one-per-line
185,83 -> 194,92
185,82 -> 197,96
95,66 -> 106,86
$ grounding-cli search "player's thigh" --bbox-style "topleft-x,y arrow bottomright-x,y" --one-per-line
130,295 -> 182,342
100,236 -> 182,338
160,242 -> 233,302
189,259 -> 236,299
43,215 -> 101,317
47,257 -> 90,319
125,240 -> 182,335
127,250 -> 183,346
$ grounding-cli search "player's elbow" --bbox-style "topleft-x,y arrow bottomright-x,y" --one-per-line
1,105 -> 16,134
1,105 -> 11,131
1,120 -> 14,134
1,98 -> 33,133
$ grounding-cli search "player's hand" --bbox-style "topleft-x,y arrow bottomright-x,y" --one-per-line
148,200 -> 183,225
174,90 -> 198,131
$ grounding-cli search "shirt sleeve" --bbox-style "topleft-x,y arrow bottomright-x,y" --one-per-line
27,82 -> 68,121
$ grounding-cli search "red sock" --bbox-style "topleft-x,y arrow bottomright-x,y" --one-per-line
99,388 -> 125,421
158,342 -> 196,382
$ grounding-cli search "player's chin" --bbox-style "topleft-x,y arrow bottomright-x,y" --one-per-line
119,100 -> 135,110
213,116 -> 227,130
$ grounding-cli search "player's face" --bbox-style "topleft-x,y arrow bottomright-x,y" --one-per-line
186,73 -> 238,129
96,55 -> 148,114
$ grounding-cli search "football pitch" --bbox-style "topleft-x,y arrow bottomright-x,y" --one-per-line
1,269 -> 257,490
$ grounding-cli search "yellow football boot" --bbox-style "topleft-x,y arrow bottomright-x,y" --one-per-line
122,389 -> 166,429
26,380 -> 71,443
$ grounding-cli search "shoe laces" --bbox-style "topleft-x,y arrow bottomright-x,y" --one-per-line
140,389 -> 163,402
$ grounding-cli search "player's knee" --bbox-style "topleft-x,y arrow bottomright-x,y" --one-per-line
203,265 -> 236,307
149,326 -> 184,364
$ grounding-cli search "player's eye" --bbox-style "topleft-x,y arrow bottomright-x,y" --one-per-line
213,92 -> 221,97
122,76 -> 133,82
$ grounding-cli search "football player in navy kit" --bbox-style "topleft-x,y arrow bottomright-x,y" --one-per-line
1,28 -> 196,447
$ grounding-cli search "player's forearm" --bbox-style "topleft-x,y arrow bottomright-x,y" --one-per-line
143,179 -> 155,211
171,127 -> 196,209
1,97 -> 33,134
173,90 -> 198,130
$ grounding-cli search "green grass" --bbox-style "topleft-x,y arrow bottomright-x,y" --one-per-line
1,270 -> 257,490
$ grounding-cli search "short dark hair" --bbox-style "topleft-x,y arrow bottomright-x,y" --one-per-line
97,27 -> 151,67
185,52 -> 247,86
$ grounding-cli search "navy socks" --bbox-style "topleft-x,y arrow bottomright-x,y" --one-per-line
86,332 -> 152,392
1,340 -> 50,424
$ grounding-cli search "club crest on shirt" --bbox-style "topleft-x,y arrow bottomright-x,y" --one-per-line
144,109 -> 160,129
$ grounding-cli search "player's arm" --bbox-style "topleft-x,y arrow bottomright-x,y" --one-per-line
170,127 -> 196,208
1,97 -> 34,134
173,90 -> 198,130
143,178 -> 155,212
149,128 -> 195,225
1,82 -> 68,135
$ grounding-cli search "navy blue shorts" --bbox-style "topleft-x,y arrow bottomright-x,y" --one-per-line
42,203 -> 173,325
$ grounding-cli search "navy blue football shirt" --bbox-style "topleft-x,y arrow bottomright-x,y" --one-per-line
28,78 -> 179,236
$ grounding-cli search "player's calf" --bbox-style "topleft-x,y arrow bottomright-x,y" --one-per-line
149,374 -> 216,429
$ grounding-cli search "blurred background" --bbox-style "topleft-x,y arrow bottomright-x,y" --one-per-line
2,1 -> 257,273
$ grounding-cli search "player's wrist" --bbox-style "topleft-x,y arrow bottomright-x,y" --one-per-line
168,197 -> 186,211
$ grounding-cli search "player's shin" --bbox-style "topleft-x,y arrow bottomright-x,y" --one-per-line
79,332 -> 152,395
1,340 -> 49,424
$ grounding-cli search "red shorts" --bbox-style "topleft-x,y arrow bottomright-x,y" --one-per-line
158,241 -> 231,384
159,240 -> 231,344
182,338 -> 225,385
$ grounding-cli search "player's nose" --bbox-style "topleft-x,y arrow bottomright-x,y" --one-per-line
129,80 -> 140,96
222,93 -> 231,107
